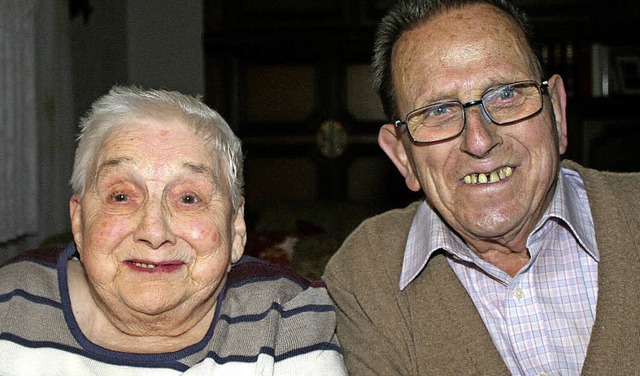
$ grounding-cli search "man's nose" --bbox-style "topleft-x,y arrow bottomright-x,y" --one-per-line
460,104 -> 502,158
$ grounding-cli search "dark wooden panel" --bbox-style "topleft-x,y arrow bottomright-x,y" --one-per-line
204,0 -> 640,221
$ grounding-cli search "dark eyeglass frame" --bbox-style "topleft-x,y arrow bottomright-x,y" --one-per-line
394,80 -> 549,143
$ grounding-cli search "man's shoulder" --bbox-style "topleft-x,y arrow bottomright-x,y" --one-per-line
563,160 -> 640,183
563,160 -> 640,206
324,201 -> 422,282
337,201 -> 419,251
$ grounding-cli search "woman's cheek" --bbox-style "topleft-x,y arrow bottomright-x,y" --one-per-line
209,230 -> 219,244
101,214 -> 130,236
84,214 -> 132,250
180,220 -> 220,246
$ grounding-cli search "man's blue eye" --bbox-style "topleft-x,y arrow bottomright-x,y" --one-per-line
430,105 -> 449,116
498,87 -> 516,100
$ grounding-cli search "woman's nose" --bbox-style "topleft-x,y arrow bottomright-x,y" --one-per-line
134,201 -> 176,249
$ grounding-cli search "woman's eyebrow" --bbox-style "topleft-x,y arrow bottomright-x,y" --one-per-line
94,159 -> 215,185
95,157 -> 135,180
182,162 -> 217,183
183,162 -> 213,175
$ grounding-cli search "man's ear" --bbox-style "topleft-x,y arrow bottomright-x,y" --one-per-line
378,123 -> 421,192
547,74 -> 568,155
230,200 -> 247,264
69,194 -> 84,254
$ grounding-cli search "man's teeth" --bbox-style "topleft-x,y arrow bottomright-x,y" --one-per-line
132,261 -> 157,269
464,166 -> 513,184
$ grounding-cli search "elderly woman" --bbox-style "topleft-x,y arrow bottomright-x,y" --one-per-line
0,87 -> 346,374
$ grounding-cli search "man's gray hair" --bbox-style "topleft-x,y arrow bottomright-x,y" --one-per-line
70,86 -> 244,210
372,0 -> 540,121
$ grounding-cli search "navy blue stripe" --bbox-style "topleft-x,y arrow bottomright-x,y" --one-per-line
282,303 -> 334,318
229,273 -> 319,291
206,346 -> 275,364
0,289 -> 61,309
275,341 -> 344,361
227,257 -> 326,289
205,342 -> 342,364
2,332 -> 342,368
0,333 -> 190,372
219,302 -> 334,324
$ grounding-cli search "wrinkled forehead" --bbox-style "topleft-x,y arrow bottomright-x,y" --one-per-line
93,119 -> 225,185
100,116 -> 207,152
391,4 -> 537,101
395,3 -> 530,55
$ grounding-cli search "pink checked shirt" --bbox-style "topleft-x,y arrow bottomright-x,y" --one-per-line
400,168 -> 599,375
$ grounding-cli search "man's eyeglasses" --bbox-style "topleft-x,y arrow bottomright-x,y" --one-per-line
394,80 -> 549,143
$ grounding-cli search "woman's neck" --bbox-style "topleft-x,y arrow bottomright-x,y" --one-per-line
66,260 -> 215,353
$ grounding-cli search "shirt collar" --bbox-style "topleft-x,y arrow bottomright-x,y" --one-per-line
399,200 -> 459,290
399,167 -> 599,291
536,167 -> 599,259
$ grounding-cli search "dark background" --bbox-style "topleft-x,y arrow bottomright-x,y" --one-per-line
203,0 -> 640,227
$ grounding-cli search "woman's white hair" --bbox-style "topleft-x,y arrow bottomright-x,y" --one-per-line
70,86 -> 244,210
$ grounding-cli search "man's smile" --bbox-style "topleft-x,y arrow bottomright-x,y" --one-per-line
463,166 -> 513,184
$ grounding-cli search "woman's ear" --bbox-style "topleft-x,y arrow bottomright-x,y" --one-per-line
230,200 -> 247,264
378,124 -> 421,192
547,74 -> 568,155
69,194 -> 84,254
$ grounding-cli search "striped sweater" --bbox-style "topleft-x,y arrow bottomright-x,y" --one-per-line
0,244 -> 346,375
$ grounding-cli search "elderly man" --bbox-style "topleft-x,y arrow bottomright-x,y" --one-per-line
324,0 -> 640,374
0,86 -> 347,374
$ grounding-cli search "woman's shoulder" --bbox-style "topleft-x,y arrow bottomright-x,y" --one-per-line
1,246 -> 63,268
227,256 -> 327,294
0,246 -> 66,340
224,256 -> 332,313
0,246 -> 63,292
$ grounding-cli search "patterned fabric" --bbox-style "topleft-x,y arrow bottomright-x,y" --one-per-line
400,168 -> 598,374
0,244 -> 346,375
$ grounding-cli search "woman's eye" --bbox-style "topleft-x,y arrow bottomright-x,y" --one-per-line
111,193 -> 129,202
180,194 -> 200,204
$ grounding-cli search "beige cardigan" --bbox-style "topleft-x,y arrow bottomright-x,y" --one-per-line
324,161 -> 640,375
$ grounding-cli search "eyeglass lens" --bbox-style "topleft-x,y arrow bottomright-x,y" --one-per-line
406,81 -> 543,142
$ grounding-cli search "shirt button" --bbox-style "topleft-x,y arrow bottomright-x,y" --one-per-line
513,288 -> 525,300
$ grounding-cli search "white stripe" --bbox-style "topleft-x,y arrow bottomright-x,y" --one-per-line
0,341 -> 346,375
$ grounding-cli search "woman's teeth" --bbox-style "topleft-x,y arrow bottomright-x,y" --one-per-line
131,261 -> 157,269
464,166 -> 513,185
